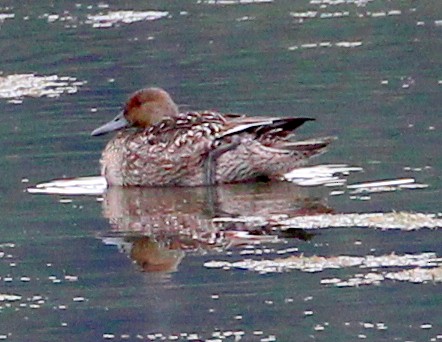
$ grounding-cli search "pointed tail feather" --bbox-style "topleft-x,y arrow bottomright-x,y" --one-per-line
283,136 -> 336,150
280,136 -> 336,158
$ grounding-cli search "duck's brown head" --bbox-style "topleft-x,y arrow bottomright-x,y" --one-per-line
91,87 -> 179,136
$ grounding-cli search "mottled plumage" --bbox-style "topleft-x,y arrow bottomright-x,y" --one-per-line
92,88 -> 334,186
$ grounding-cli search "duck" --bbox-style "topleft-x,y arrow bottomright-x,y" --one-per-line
91,87 -> 334,187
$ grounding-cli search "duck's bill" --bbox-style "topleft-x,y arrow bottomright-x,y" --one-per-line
91,111 -> 130,136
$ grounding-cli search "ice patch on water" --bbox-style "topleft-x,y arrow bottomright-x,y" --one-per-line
27,176 -> 107,195
310,0 -> 373,6
213,211 -> 442,231
283,164 -> 362,186
347,178 -> 428,194
280,212 -> 442,230
85,10 -> 169,28
0,74 -> 85,102
205,252 -> 442,285
205,252 -> 441,272
0,13 -> 14,22
0,294 -> 22,302
198,0 -> 273,4
288,41 -> 363,50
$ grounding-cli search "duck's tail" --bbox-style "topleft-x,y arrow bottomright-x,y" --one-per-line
278,136 -> 337,159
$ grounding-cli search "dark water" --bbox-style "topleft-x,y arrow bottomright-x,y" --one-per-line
1,1 -> 441,341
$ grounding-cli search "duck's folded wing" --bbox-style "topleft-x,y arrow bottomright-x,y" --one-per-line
219,117 -> 315,138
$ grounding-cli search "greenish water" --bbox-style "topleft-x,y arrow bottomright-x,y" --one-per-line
0,1 -> 441,341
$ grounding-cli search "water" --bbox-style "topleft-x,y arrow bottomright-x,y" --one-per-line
1,1 -> 441,341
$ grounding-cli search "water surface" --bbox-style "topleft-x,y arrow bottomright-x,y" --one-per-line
1,1 -> 441,341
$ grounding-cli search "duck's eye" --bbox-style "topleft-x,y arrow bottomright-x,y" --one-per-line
126,96 -> 142,110
133,97 -> 142,107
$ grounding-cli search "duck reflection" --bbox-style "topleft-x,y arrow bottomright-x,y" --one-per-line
99,182 -> 332,272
